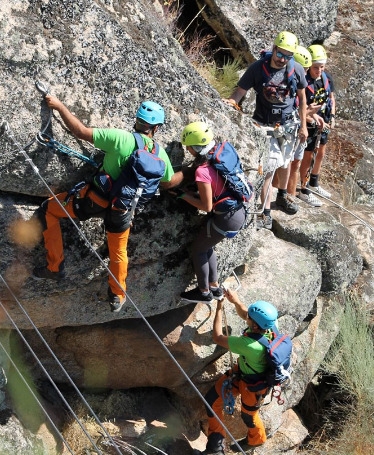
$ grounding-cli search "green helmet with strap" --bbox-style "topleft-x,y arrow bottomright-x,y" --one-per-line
308,44 -> 328,63
294,45 -> 312,68
181,121 -> 214,147
273,31 -> 298,53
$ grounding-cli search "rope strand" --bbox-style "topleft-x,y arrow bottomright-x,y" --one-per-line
1,121 -> 247,454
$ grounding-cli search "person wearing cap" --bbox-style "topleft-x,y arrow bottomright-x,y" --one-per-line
32,96 -> 183,312
173,122 -> 247,304
298,44 -> 336,206
224,31 -> 308,230
195,289 -> 278,455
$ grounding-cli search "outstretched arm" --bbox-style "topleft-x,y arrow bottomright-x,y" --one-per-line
45,95 -> 94,143
159,170 -> 184,189
224,288 -> 248,320
212,300 -> 229,349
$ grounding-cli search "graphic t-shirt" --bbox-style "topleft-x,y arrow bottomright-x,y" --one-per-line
238,58 -> 307,124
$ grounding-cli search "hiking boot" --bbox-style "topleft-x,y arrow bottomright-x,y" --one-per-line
230,437 -> 263,453
107,288 -> 126,313
275,194 -> 299,214
256,214 -> 272,230
180,287 -> 214,304
32,266 -> 65,281
310,185 -> 331,198
210,286 -> 224,301
297,192 -> 323,207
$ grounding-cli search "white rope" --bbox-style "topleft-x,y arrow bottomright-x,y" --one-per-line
0,274 -> 138,455
0,340 -> 76,454
308,187 -> 374,233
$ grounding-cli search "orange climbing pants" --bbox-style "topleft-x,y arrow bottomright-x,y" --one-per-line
205,368 -> 268,447
36,184 -> 132,298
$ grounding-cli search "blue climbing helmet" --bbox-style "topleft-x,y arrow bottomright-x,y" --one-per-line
248,300 -> 278,329
136,101 -> 165,125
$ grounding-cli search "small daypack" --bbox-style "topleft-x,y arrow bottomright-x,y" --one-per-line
242,326 -> 293,389
207,141 -> 253,212
94,133 -> 166,214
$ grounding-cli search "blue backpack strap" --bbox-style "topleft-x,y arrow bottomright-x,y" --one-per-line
244,331 -> 269,347
245,327 -> 278,346
132,132 -> 160,156
132,132 -> 145,150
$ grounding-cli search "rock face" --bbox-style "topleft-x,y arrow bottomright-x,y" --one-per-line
0,0 -> 373,453
197,0 -> 337,62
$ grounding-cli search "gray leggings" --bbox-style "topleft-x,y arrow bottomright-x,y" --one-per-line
191,207 -> 246,289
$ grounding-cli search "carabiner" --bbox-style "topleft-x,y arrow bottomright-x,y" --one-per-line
271,387 -> 284,405
35,80 -> 49,97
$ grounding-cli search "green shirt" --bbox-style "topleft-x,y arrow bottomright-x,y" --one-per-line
228,328 -> 273,375
92,129 -> 174,182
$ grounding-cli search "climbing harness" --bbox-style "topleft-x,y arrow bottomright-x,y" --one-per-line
62,180 -> 87,205
36,132 -> 100,167
220,271 -> 243,416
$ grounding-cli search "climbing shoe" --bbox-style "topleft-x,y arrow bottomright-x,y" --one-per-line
310,185 -> 331,198
256,214 -> 273,230
210,286 -> 224,301
275,194 -> 298,214
297,192 -> 322,207
180,287 -> 214,304
32,266 -> 65,281
107,288 -> 126,313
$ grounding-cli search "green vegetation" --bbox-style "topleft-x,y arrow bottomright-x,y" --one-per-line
299,293 -> 374,454
162,0 -> 242,97
204,58 -> 242,98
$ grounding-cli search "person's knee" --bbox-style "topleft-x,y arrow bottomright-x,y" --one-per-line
241,411 -> 256,428
34,202 -> 48,230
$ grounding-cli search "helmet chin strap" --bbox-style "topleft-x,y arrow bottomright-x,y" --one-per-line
192,140 -> 216,155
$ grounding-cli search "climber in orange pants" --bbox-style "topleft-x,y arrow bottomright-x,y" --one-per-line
197,289 -> 278,455
33,95 -> 183,312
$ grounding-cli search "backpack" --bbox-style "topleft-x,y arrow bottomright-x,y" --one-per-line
242,326 -> 293,389
207,141 -> 253,212
94,133 -> 166,214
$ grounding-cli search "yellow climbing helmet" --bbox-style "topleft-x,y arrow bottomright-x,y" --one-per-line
308,44 -> 328,63
273,31 -> 298,53
294,45 -> 312,68
181,121 -> 214,146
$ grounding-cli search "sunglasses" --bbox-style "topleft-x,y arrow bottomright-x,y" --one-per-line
275,47 -> 293,61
